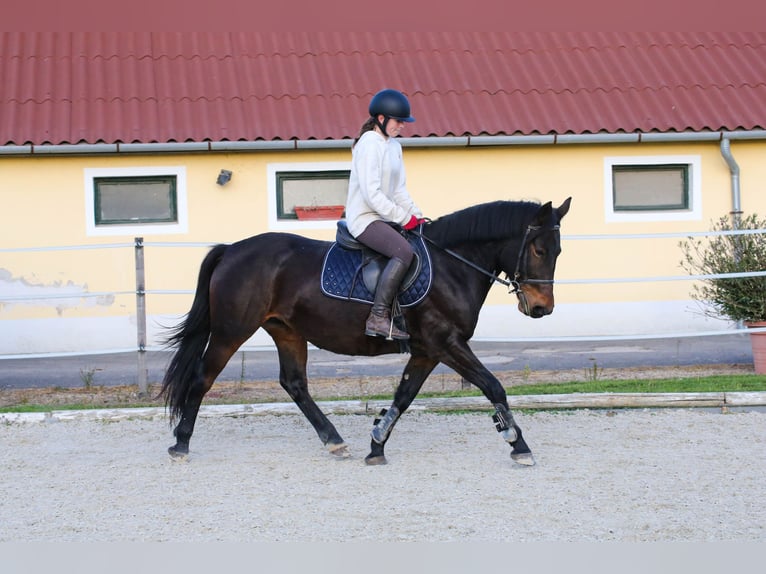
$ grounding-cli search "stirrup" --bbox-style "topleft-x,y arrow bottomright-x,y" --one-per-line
365,313 -> 410,340
364,324 -> 410,341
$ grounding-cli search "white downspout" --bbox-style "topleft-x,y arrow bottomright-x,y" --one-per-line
720,137 -> 745,329
720,137 -> 742,227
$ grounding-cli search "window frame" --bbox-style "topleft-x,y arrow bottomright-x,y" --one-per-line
267,162 -> 351,230
93,175 -> 178,225
84,166 -> 188,236
603,155 -> 702,223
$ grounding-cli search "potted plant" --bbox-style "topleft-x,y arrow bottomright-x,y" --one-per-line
679,213 -> 766,373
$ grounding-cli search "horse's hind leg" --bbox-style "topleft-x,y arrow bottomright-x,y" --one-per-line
269,327 -> 349,457
169,340 -> 240,458
365,354 -> 438,466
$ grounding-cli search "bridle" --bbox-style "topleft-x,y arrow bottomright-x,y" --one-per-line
507,224 -> 559,314
411,223 -> 560,312
509,224 -> 560,290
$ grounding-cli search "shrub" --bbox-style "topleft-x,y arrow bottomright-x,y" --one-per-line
679,213 -> 766,323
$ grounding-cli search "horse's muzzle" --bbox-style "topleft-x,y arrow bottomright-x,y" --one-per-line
525,303 -> 553,318
516,286 -> 554,318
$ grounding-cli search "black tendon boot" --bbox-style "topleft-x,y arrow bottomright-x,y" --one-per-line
365,257 -> 410,340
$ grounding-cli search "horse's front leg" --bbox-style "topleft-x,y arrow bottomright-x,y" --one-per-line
440,342 -> 535,466
491,402 -> 534,466
365,354 -> 438,466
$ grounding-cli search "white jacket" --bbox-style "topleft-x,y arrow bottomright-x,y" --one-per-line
345,130 -> 422,237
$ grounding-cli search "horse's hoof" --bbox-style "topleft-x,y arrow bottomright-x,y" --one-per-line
511,451 -> 535,466
168,445 -> 189,461
364,454 -> 388,466
328,443 -> 351,458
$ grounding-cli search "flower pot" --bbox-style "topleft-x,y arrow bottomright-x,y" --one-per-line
745,321 -> 766,374
294,205 -> 345,220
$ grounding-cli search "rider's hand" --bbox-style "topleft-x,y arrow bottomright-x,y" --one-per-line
403,216 -> 425,230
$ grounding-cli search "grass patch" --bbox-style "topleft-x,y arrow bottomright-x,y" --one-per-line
387,374 -> 766,401
506,374 -> 766,395
2,374 -> 765,413
0,402 -> 159,414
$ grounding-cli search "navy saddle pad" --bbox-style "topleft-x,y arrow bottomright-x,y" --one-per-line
321,224 -> 432,307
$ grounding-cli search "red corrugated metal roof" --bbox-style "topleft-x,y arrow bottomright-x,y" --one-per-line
1,32 -> 765,146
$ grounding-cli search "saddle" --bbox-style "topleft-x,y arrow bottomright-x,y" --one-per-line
321,220 -> 432,307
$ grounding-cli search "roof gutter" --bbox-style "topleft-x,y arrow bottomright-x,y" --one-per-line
3,130 -> 766,156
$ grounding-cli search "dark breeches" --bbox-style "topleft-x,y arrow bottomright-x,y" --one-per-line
355,220 -> 415,266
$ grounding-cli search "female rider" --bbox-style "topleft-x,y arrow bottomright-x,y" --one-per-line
345,89 -> 426,340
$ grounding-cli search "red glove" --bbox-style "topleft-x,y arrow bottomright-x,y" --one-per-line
403,215 -> 425,230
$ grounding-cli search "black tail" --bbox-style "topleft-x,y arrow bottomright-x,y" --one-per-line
160,244 -> 228,419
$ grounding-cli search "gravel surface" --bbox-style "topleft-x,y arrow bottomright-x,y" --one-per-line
1,408 -> 764,542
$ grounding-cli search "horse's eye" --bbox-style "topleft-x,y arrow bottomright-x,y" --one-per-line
532,245 -> 545,258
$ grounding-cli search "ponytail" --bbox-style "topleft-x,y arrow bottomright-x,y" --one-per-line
353,117 -> 377,148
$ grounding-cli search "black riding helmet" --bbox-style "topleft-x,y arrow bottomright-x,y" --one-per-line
369,89 -> 415,122
369,89 -> 414,135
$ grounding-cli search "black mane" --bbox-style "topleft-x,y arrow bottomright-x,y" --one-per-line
424,200 -> 541,248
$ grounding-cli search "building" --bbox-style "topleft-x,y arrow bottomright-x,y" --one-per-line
1,32 -> 765,355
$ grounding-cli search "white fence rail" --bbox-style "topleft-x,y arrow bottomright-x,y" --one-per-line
2,231 -> 765,392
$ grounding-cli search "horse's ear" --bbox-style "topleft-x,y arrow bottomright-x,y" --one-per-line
532,201 -> 553,226
557,197 -> 572,219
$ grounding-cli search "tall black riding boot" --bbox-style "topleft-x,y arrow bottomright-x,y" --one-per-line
365,257 -> 410,340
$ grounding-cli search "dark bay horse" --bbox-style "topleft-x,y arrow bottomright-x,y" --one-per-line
161,198 -> 571,465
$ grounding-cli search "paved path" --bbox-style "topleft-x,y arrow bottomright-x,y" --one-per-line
0,332 -> 754,389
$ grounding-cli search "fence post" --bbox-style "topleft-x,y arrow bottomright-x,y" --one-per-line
135,237 -> 148,395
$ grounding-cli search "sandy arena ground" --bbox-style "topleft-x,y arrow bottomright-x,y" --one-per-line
1,407 -> 763,542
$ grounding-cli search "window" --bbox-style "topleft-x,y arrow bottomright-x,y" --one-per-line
267,162 -> 351,230
604,156 -> 701,223
277,170 -> 349,220
94,176 -> 177,225
84,167 -> 188,236
612,165 -> 688,211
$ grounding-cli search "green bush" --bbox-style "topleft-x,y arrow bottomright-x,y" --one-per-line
679,213 -> 766,323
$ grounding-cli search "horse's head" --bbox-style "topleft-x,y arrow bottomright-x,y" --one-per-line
509,197 -> 571,318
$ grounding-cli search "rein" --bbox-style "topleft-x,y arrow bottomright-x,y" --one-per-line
409,223 -> 560,296
410,228 -> 512,288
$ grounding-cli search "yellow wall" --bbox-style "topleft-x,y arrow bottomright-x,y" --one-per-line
1,139 -> 764,353
409,141 -> 766,307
